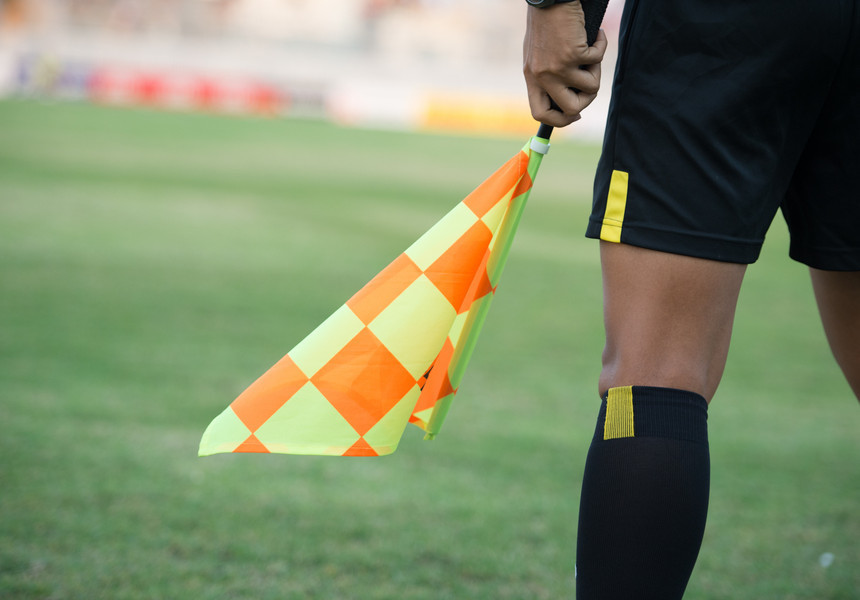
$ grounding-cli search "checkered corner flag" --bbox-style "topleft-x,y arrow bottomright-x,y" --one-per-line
198,134 -> 551,457
199,0 -> 609,458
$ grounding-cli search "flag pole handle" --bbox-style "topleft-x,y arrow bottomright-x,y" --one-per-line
536,123 -> 554,141
534,0 -> 610,141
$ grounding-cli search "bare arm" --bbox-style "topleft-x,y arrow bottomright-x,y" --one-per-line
523,1 -> 608,127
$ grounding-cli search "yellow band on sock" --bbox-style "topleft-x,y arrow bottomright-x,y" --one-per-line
604,386 -> 635,440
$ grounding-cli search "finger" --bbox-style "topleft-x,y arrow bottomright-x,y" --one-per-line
527,83 -> 580,128
540,77 -> 598,117
554,89 -> 598,118
580,29 -> 609,65
553,60 -> 602,97
577,59 -> 603,95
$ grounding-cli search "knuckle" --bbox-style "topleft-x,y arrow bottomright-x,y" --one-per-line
580,79 -> 600,95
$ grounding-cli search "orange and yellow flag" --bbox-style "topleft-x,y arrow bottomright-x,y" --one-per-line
199,135 -> 550,457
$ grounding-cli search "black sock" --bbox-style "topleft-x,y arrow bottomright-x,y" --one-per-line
575,386 -> 710,599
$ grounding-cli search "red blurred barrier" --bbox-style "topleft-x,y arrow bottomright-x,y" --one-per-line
89,67 -> 287,116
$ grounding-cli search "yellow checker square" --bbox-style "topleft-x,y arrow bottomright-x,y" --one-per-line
198,407 -> 252,456
289,304 -> 365,377
411,406 -> 434,429
405,203 -> 479,270
362,386 -> 422,455
254,382 -> 361,454
447,294 -> 493,386
480,188 -> 513,235
368,275 -> 457,379
447,310 -> 469,347
485,201 -> 523,284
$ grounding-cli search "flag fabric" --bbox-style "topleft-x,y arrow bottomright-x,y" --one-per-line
199,135 -> 550,457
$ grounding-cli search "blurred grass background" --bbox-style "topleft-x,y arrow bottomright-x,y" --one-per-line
0,100 -> 857,599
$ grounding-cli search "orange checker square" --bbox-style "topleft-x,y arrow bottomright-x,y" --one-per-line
347,254 -> 423,325
423,220 -> 493,310
413,338 -> 456,415
456,247 -> 494,313
463,150 -> 529,218
342,438 -> 380,457
233,434 -> 270,453
230,355 -> 309,433
513,170 -> 534,199
310,328 -> 418,436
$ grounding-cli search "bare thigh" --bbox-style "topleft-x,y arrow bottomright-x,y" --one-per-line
599,242 -> 747,401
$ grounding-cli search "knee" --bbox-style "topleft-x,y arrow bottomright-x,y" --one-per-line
598,339 -> 721,402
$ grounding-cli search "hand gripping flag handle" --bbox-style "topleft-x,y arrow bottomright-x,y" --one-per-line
538,0 -> 610,141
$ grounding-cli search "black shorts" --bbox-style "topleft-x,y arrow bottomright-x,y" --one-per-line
586,0 -> 860,270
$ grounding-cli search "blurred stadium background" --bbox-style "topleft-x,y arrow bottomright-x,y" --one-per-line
3,3 -> 859,599
0,0 -> 623,138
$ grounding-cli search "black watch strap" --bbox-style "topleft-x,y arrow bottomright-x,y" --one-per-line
525,0 -> 576,8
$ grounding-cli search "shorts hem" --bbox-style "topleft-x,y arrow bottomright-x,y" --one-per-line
789,247 -> 860,271
585,220 -> 762,264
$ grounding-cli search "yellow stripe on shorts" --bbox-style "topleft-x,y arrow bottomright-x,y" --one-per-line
604,386 -> 635,440
599,170 -> 629,243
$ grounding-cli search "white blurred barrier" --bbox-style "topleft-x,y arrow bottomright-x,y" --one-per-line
1,0 -> 624,140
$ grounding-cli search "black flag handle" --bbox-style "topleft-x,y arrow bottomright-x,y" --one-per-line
536,0 -> 610,141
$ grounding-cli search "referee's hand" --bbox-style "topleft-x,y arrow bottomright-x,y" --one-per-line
524,2 -> 607,128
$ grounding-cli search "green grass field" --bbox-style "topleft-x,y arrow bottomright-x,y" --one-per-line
1,100 -> 857,599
